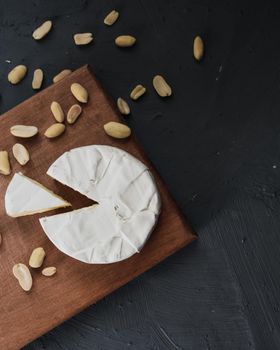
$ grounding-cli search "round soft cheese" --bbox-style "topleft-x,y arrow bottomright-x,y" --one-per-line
40,145 -> 161,264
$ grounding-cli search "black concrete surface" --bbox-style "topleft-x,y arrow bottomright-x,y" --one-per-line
1,0 -> 279,349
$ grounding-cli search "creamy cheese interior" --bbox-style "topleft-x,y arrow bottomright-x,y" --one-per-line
5,173 -> 71,217
40,145 -> 161,264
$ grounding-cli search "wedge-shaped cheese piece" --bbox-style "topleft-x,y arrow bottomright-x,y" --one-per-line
5,173 -> 70,217
40,145 -> 161,264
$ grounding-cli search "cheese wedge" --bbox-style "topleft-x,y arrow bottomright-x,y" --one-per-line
40,145 -> 161,264
5,173 -> 71,217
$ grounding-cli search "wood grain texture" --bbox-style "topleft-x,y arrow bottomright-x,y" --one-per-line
0,65 -> 196,350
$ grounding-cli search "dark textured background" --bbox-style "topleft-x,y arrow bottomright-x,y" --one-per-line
1,0 -> 279,349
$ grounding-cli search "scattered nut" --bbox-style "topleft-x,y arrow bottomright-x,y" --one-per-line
104,10 -> 119,26
74,33 -> 93,45
104,121 -> 131,139
130,85 -> 146,100
42,267 -> 57,277
8,65 -> 27,85
67,104 -> 82,124
44,123 -> 66,138
32,69 -> 43,90
53,69 -> 72,83
115,35 -> 136,47
153,75 -> 172,97
193,36 -> 204,61
12,143 -> 30,166
29,247 -> 46,268
10,125 -> 38,138
51,101 -> 64,122
71,83 -> 88,103
0,151 -> 11,175
117,98 -> 130,115
32,20 -> 52,40
12,263 -> 32,292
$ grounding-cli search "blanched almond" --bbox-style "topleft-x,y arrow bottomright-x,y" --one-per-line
117,98 -> 130,115
32,69 -> 43,90
74,33 -> 93,45
193,36 -> 204,61
32,20 -> 52,40
12,263 -> 32,292
51,101 -> 64,122
53,69 -> 72,83
42,267 -> 57,277
12,143 -> 30,166
8,65 -> 27,84
153,75 -> 172,97
130,85 -> 146,100
44,123 -> 65,138
71,83 -> 88,103
29,247 -> 46,268
10,125 -> 38,138
104,10 -> 119,26
67,104 -> 82,124
0,151 -> 11,175
104,121 -> 131,139
115,35 -> 136,47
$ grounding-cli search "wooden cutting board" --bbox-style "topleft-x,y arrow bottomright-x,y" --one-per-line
0,65 -> 196,350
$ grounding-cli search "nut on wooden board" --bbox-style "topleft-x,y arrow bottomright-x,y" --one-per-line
12,263 -> 33,292
10,125 -> 38,138
12,143 -> 30,166
67,104 -> 82,124
29,247 -> 46,268
53,69 -> 72,83
71,83 -> 88,103
0,151 -> 11,175
44,123 -> 66,138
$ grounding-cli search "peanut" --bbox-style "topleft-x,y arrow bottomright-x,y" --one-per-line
44,123 -> 66,138
104,121 -> 131,139
12,143 -> 30,166
8,65 -> 27,84
115,35 -> 136,47
32,69 -> 43,90
0,151 -> 11,175
32,20 -> 52,40
67,104 -> 82,124
71,83 -> 88,103
12,263 -> 32,292
51,101 -> 64,122
104,10 -> 119,26
29,247 -> 46,268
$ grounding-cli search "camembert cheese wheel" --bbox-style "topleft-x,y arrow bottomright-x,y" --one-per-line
40,145 -> 161,264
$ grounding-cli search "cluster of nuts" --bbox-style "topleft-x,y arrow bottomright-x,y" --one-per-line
13,247 -> 56,292
6,9 -> 204,118
0,82 -> 88,177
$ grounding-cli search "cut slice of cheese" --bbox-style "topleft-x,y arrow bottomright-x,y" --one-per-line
5,173 -> 71,217
40,145 -> 161,264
